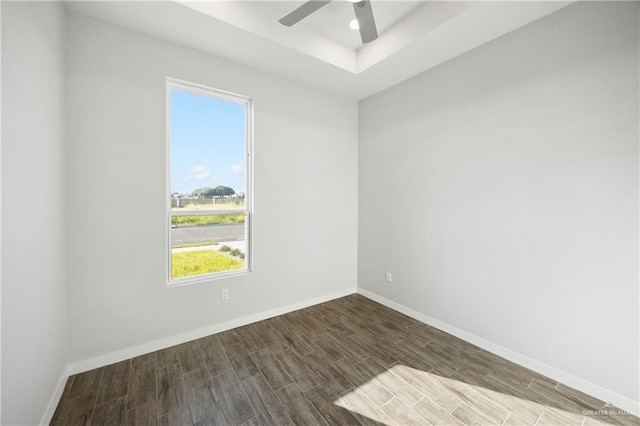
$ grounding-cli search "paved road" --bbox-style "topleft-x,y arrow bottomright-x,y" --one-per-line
172,224 -> 244,245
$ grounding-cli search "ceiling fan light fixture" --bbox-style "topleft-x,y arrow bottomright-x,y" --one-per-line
279,0 -> 378,43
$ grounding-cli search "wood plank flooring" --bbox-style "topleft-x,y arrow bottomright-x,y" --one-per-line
51,294 -> 639,426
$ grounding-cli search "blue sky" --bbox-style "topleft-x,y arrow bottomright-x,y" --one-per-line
170,89 -> 246,195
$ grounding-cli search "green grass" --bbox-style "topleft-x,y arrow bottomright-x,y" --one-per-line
172,201 -> 245,211
171,214 -> 244,227
172,250 -> 243,279
171,242 -> 218,249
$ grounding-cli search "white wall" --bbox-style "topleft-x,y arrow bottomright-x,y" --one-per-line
1,2 -> 68,424
359,0 -> 639,407
65,11 -> 358,364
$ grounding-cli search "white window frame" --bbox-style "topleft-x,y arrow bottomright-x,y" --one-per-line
166,77 -> 253,286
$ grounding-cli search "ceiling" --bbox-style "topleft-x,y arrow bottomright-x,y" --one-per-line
64,1 -> 574,100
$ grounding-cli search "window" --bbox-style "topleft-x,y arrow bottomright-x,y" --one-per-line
167,78 -> 252,285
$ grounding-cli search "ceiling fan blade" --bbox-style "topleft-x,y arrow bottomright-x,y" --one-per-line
279,1 -> 333,26
353,0 -> 378,43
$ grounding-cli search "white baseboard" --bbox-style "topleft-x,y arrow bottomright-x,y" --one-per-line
68,287 -> 356,375
40,365 -> 70,426
357,288 -> 640,416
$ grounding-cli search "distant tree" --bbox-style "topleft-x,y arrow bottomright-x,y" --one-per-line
192,187 -> 216,198
212,185 -> 235,197
192,186 -> 235,198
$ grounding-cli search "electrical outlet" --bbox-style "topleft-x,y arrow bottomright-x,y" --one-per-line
385,272 -> 392,283
221,288 -> 229,300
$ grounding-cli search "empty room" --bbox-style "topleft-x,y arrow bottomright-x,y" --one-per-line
1,0 -> 638,425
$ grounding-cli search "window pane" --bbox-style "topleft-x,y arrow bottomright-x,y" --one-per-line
170,89 -> 246,211
171,214 -> 247,279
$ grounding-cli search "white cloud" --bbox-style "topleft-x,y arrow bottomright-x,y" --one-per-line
230,164 -> 243,173
191,165 -> 210,180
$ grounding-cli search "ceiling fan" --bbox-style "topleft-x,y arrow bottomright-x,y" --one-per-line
279,0 -> 378,44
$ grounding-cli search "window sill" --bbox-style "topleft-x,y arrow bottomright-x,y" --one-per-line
167,268 -> 252,287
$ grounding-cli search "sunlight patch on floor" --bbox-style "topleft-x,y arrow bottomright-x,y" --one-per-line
333,364 -> 629,426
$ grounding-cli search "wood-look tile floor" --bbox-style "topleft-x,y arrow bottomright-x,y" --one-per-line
52,295 -> 639,426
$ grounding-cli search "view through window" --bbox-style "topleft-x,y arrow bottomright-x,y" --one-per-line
167,79 -> 252,284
